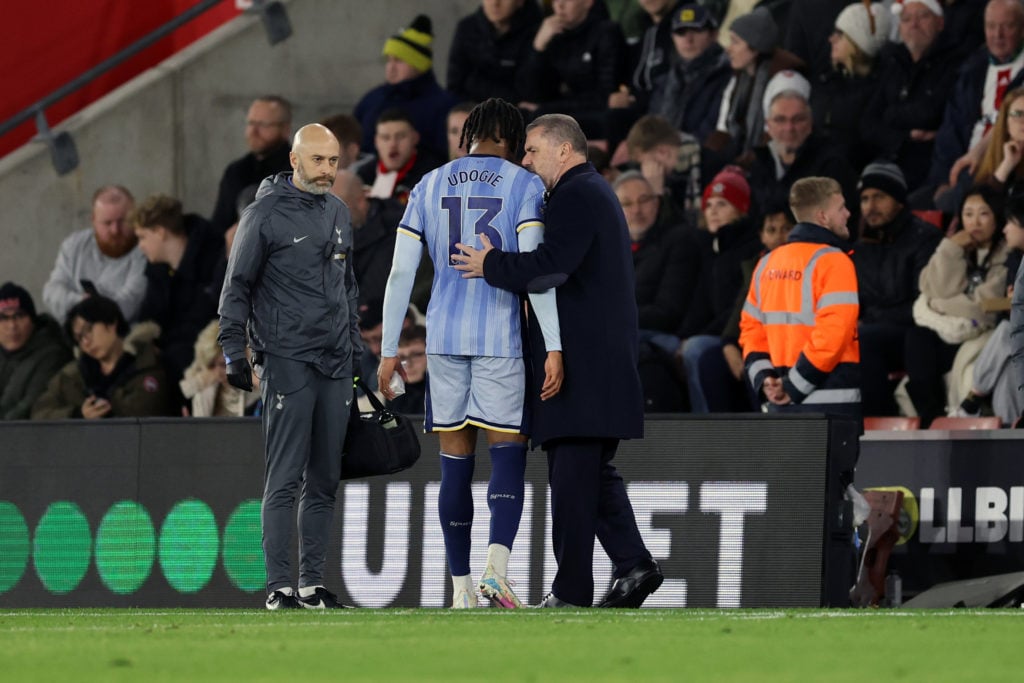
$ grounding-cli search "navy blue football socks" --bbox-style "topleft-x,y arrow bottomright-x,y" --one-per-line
439,453 -> 475,577
487,442 -> 527,549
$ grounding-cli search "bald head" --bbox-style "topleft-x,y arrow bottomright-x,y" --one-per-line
331,169 -> 369,227
290,124 -> 340,195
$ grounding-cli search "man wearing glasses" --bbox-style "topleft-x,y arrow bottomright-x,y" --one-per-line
210,95 -> 293,235
749,80 -> 857,223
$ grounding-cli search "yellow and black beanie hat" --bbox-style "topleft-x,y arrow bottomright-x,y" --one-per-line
382,15 -> 433,73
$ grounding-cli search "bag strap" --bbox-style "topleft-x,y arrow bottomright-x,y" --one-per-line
355,376 -> 394,417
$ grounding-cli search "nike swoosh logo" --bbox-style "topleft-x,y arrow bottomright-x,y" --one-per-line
293,235 -> 310,243
346,399 -> 352,406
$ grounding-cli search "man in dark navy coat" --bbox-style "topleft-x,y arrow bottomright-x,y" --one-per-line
453,113 -> 663,608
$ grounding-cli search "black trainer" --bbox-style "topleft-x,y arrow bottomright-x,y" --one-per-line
296,586 -> 353,609
265,589 -> 302,610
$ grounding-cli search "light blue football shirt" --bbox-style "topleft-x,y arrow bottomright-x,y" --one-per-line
386,154 -> 546,358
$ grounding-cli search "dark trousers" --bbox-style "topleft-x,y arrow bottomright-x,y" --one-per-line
904,325 -> 959,427
260,355 -> 352,593
546,437 -> 651,606
858,322 -> 908,417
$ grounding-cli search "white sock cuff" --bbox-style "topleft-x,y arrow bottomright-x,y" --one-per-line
298,585 -> 322,598
452,574 -> 475,593
486,543 -> 511,577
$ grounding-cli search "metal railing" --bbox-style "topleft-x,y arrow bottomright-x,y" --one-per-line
0,0 -> 291,175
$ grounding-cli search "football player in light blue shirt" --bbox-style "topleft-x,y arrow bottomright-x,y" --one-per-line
378,99 -> 562,609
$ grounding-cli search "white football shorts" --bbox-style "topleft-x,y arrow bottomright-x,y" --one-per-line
424,355 -> 526,434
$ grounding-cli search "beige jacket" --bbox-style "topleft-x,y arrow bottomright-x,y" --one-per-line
918,237 -> 1010,325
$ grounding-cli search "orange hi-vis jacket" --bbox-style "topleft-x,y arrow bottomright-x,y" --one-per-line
739,223 -> 861,416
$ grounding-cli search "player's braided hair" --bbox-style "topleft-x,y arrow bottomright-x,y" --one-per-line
459,98 -> 525,158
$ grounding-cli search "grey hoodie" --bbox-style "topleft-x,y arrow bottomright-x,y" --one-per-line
218,172 -> 361,379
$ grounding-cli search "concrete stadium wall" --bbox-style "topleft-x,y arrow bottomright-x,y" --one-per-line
0,0 -> 477,307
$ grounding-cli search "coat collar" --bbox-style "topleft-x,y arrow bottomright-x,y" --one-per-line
788,222 -> 850,250
546,162 -> 596,202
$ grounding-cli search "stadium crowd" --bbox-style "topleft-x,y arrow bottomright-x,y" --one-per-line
6,0 -> 1024,430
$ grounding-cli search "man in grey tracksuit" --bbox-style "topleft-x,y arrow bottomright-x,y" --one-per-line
219,124 -> 361,610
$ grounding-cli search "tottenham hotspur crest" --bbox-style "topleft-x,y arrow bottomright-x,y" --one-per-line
335,225 -> 343,245
275,393 -> 285,410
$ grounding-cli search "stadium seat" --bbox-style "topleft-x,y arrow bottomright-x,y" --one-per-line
863,416 -> 920,431
912,210 -> 944,230
928,416 -> 1002,430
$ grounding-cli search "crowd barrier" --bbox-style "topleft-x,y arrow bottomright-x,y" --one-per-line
15,414 -> 1003,608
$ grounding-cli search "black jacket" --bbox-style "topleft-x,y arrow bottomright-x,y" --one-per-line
517,8 -> 624,113
749,134 -> 858,223
483,163 -> 644,445
866,38 -> 961,191
353,71 -> 458,159
138,214 -> 224,382
352,197 -> 408,311
783,0 -> 848,84
811,67 -> 880,172
851,209 -> 943,326
446,3 -> 541,103
210,142 -> 291,234
678,217 -> 762,338
649,43 -> 731,144
627,10 -> 675,111
633,220 -> 700,333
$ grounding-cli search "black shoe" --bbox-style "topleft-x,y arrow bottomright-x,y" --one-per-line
534,592 -> 584,608
265,589 -> 302,610
598,559 -> 663,608
296,586 -> 353,609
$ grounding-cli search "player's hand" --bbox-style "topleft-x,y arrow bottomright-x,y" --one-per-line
451,234 -> 494,278
225,358 -> 253,392
540,350 -> 564,401
377,356 -> 407,401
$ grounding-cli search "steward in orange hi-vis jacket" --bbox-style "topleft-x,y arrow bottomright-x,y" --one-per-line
739,177 -> 861,418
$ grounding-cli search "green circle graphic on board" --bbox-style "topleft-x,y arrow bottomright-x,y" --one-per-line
222,499 -> 265,592
158,499 -> 219,593
34,501 -> 91,594
0,501 -> 30,593
95,501 -> 156,594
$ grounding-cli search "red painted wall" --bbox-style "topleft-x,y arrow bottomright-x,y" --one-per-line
0,0 -> 241,158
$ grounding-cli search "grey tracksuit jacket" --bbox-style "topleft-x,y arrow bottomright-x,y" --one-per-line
218,172 -> 361,378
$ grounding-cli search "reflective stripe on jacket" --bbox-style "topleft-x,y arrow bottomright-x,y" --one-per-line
739,222 -> 861,414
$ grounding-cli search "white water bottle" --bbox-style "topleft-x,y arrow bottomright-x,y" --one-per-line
388,373 -> 406,397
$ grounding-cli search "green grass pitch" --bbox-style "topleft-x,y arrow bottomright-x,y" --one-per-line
2,608 -> 1022,682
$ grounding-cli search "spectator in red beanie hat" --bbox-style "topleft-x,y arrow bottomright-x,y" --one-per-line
702,165 -> 751,218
